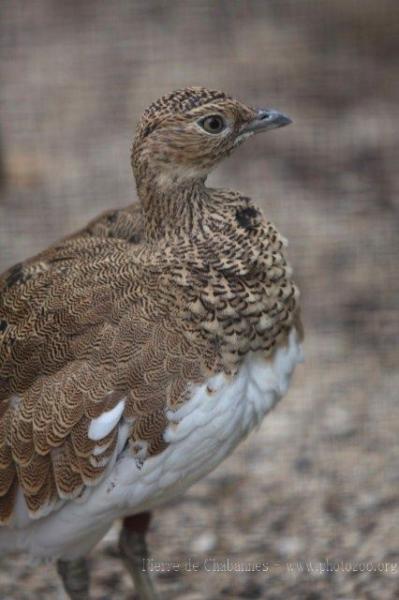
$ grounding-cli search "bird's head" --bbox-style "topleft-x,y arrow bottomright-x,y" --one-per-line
132,87 -> 291,191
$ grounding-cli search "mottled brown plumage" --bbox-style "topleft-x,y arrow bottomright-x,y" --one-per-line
0,87 -> 301,525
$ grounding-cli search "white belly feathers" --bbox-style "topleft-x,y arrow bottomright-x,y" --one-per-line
0,328 -> 303,560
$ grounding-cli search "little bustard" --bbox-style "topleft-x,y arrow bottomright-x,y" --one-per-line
0,87 -> 303,599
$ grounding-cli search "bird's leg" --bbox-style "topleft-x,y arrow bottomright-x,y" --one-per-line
119,511 -> 159,600
56,557 -> 90,600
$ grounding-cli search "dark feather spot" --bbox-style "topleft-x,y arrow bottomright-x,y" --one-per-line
235,206 -> 259,229
142,124 -> 156,138
5,263 -> 26,288
128,234 -> 140,244
0,319 -> 7,332
106,212 -> 118,224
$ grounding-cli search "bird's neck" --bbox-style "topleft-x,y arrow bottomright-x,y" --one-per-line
136,170 -> 209,242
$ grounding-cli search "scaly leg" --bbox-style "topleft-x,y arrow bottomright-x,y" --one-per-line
119,511 -> 159,600
56,557 -> 90,600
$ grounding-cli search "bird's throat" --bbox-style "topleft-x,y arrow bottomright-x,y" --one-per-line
137,174 -> 209,242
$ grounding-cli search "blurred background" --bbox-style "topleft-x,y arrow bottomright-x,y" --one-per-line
1,1 -> 398,598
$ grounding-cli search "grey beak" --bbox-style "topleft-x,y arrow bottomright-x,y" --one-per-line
243,109 -> 292,134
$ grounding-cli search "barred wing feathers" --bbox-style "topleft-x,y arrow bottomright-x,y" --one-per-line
0,237 -> 211,523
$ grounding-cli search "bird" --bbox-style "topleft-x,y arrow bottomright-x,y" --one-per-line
0,87 -> 303,599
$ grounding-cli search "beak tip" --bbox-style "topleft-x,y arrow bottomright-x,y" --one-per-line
267,110 -> 292,129
244,109 -> 293,134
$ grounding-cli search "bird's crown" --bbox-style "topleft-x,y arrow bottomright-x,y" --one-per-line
139,87 -> 230,137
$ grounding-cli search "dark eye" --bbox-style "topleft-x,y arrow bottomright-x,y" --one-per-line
199,115 -> 226,134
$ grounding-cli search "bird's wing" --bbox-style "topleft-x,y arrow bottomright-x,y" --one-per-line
65,203 -> 144,244
0,236 -> 212,523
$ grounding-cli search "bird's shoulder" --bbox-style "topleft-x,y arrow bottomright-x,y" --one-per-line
67,202 -> 144,245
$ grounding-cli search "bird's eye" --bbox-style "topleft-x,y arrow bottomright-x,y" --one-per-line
199,115 -> 226,134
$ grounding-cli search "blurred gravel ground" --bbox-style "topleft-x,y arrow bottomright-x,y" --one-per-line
0,1 -> 398,598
